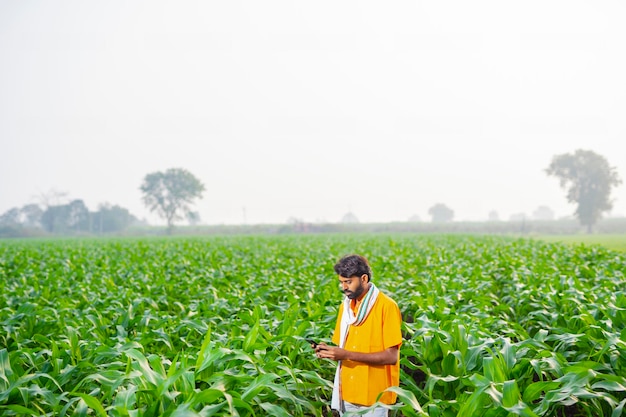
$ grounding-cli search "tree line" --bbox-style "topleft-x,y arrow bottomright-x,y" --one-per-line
0,200 -> 141,237
0,167 -> 204,238
0,149 -> 622,237
336,149 -> 622,232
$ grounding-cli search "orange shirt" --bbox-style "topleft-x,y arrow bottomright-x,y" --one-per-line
332,292 -> 403,406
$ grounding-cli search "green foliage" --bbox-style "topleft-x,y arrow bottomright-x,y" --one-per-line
537,235 -> 626,253
1,235 -> 625,416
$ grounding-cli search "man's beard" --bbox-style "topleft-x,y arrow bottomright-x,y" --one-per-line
345,282 -> 366,299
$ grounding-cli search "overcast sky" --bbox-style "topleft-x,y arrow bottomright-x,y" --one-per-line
1,1 -> 625,225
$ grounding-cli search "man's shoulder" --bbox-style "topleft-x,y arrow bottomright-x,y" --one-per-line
376,290 -> 399,309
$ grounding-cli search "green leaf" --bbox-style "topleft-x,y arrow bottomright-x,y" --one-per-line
612,398 -> 626,417
382,386 -> 427,415
195,326 -> 212,371
243,320 -> 260,352
72,392 -> 108,417
259,402 -> 293,417
502,380 -> 520,408
2,405 -> 40,416
170,403 -> 201,417
124,348 -> 160,386
190,388 -> 227,407
483,356 -> 506,383
0,349 -> 14,390
241,373 -> 279,403
522,381 -> 560,403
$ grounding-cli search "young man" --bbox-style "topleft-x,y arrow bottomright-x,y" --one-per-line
315,254 -> 403,416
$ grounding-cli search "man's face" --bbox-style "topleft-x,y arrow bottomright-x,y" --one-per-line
338,274 -> 368,299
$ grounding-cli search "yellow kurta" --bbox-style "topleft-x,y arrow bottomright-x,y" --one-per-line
332,292 -> 403,406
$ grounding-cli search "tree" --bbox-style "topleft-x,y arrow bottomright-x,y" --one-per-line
67,199 -> 89,232
186,210 -> 201,226
140,168 -> 205,233
428,203 -> 454,223
41,199 -> 89,233
408,214 -> 421,222
340,212 -> 359,223
0,208 -> 20,226
41,205 -> 65,233
546,149 -> 621,233
37,189 -> 69,233
532,205 -> 555,221
20,204 -> 43,227
92,203 -> 138,234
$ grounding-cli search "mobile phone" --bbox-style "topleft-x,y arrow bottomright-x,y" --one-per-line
306,338 -> 318,348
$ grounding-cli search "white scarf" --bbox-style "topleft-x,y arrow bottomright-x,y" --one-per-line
331,282 -> 380,412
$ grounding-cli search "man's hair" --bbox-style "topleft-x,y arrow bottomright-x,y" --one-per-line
334,254 -> 372,281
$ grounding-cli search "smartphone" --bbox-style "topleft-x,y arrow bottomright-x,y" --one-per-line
306,338 -> 318,348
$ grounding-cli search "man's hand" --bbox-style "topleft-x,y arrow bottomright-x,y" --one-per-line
315,343 -> 398,365
315,343 -> 348,361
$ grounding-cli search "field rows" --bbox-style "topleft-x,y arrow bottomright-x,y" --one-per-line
1,235 -> 626,416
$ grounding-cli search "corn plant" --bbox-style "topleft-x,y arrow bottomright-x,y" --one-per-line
1,234 -> 625,416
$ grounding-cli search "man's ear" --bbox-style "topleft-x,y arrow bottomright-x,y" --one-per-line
361,274 -> 369,283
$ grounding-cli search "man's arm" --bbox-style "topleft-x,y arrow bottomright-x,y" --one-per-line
315,343 -> 399,365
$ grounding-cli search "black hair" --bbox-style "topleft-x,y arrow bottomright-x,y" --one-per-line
334,254 -> 372,282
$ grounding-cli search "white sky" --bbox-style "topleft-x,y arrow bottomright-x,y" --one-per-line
1,1 -> 625,225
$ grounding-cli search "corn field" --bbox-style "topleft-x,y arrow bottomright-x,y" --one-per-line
1,234 -> 626,416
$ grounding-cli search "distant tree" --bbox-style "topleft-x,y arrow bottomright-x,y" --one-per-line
41,199 -> 89,233
93,203 -> 138,233
0,207 -> 20,226
1,200 -> 139,236
340,212 -> 359,223
186,210 -> 201,226
37,189 -> 69,233
41,205 -> 65,233
67,199 -> 89,232
546,149 -> 622,233
20,204 -> 43,227
488,210 -> 499,221
428,203 -> 454,223
0,208 -> 23,237
408,214 -> 421,222
140,168 -> 205,234
0,204 -> 43,237
532,205 -> 555,221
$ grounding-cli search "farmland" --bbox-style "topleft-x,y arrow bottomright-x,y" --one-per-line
535,234 -> 626,254
1,234 -> 626,416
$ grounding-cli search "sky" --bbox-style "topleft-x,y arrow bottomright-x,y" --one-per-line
1,1 -> 625,225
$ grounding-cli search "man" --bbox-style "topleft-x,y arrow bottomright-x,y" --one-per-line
315,254 -> 403,416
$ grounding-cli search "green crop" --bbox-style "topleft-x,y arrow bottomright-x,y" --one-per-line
1,234 -> 625,416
